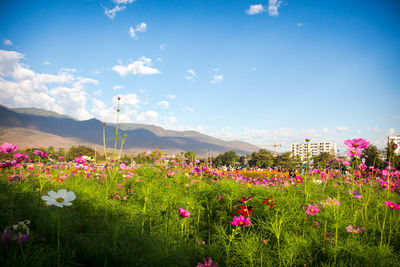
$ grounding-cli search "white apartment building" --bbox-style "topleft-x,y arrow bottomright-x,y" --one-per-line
290,142 -> 337,162
388,135 -> 400,155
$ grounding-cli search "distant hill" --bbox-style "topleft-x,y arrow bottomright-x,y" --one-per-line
0,105 -> 260,156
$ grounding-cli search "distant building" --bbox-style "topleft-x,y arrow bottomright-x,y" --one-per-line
290,142 -> 337,162
388,135 -> 400,155
378,148 -> 387,162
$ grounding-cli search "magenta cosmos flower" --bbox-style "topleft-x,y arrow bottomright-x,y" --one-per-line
33,150 -> 48,158
231,215 -> 251,227
0,142 -> 18,154
345,148 -> 362,158
197,257 -> 218,267
349,189 -> 362,200
178,207 -> 190,217
344,138 -> 370,149
305,204 -> 320,216
385,200 -> 400,210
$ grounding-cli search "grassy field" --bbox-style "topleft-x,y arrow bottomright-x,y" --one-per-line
1,150 -> 400,266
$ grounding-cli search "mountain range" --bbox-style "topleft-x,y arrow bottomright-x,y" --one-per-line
0,105 -> 260,156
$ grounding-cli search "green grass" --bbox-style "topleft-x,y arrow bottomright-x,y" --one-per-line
1,163 -> 399,266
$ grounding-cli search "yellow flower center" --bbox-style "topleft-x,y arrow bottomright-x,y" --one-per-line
56,197 -> 64,203
239,221 -> 243,226
243,209 -> 248,212
353,142 -> 358,146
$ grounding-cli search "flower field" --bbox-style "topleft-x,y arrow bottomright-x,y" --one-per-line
1,142 -> 400,266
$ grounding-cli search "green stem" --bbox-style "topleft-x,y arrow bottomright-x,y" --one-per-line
58,208 -> 61,267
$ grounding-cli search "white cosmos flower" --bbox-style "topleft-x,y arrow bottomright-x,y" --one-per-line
313,178 -> 323,185
42,189 -> 76,208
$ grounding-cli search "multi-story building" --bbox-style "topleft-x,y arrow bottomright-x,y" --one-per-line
388,135 -> 400,155
290,142 -> 337,162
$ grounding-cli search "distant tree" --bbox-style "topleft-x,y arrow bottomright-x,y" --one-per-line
312,151 -> 336,168
239,155 -> 246,166
47,146 -> 55,154
274,152 -> 300,168
184,151 -> 197,162
248,149 -> 273,168
361,145 -> 383,169
67,146 -> 95,160
386,140 -> 400,169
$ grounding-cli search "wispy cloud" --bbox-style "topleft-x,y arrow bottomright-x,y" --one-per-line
166,94 -> 176,100
104,0 -> 135,19
246,4 -> 266,15
113,85 -> 123,91
42,61 -> 50,65
156,100 -> 169,109
297,22 -> 303,27
3,39 -> 12,46
211,74 -> 223,84
183,106 -> 194,112
185,69 -> 196,81
112,57 -> 160,76
392,115 -> 400,119
268,0 -> 282,16
160,44 -> 166,51
129,22 -> 147,39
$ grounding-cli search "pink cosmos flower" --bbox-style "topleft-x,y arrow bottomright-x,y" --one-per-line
0,142 -> 18,154
343,161 -> 351,167
305,204 -> 320,216
178,207 -> 190,217
345,148 -> 362,158
197,257 -> 218,267
74,156 -> 87,165
344,138 -> 370,149
231,215 -> 251,227
33,150 -> 48,158
346,225 -> 365,234
385,200 -> 400,210
12,154 -> 28,162
146,150 -> 152,156
320,172 -> 328,181
349,189 -> 362,199
295,176 -> 303,183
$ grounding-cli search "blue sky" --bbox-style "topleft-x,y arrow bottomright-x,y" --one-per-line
0,0 -> 399,153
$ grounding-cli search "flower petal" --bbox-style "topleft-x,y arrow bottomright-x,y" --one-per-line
64,191 -> 76,202
63,202 -> 72,206
48,191 -> 58,199
57,189 -> 68,198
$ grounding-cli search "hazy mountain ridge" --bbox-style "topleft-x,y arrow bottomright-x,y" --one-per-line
0,105 -> 260,155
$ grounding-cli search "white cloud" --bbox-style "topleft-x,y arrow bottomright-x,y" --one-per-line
43,61 -> 50,65
211,74 -> 223,83
113,85 -> 124,91
0,49 -> 97,120
104,1 -> 136,19
113,0 -> 135,4
183,106 -> 194,112
104,4 -> 126,19
129,22 -> 147,39
3,39 -> 12,46
156,101 -> 169,109
392,115 -> 400,119
297,22 -> 303,27
166,94 -> 176,99
185,69 -> 196,80
135,110 -> 159,123
117,93 -> 140,107
160,44 -> 166,51
112,56 -> 160,76
268,0 -> 282,16
246,4 -> 266,15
